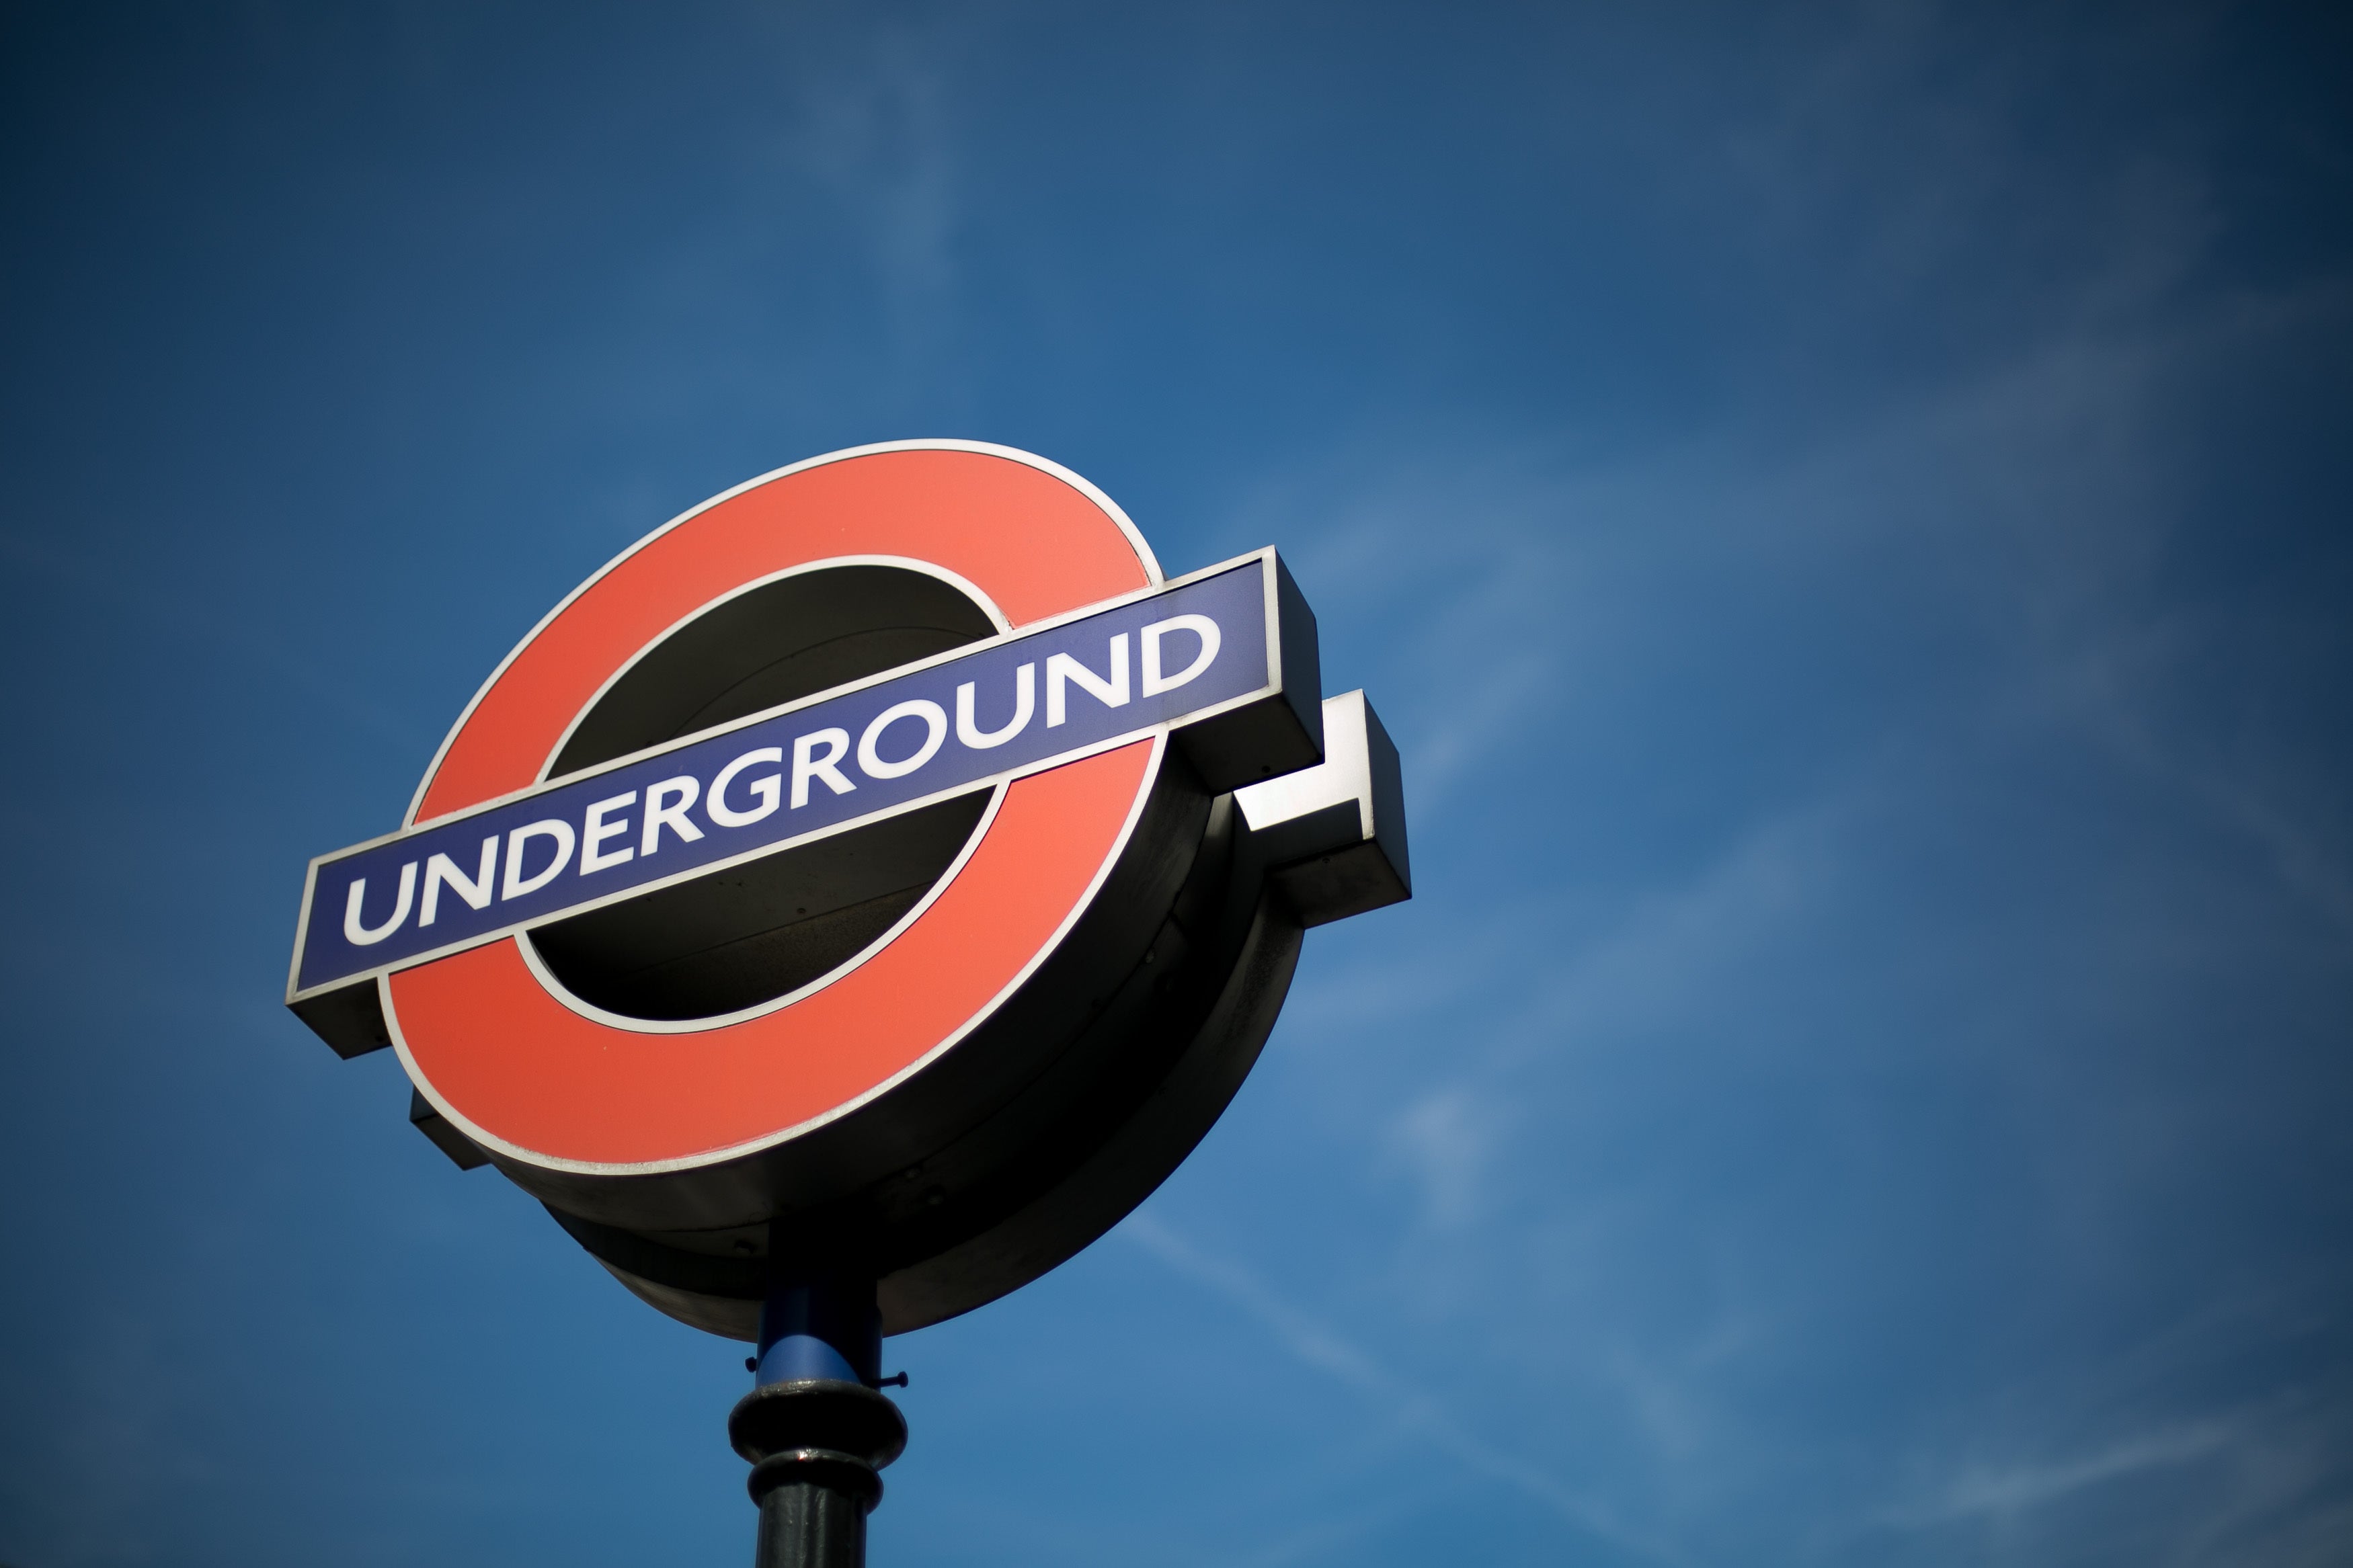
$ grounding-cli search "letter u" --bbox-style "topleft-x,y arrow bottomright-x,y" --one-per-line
958,663 -> 1035,749
343,862 -> 417,946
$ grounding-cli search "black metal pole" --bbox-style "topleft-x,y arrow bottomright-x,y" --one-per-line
728,1235 -> 906,1568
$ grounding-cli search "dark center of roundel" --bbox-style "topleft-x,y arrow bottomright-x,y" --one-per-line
528,563 -> 1000,1022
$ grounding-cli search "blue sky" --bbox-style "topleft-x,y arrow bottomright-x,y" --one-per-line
2,4 -> 2349,1565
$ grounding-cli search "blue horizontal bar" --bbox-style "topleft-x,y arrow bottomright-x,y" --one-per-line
291,559 -> 1274,997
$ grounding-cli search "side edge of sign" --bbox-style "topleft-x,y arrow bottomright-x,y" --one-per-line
1171,550 -> 1323,792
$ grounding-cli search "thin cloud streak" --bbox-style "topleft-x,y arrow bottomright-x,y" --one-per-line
1118,1210 -> 1684,1565
1889,1423 -> 2237,1526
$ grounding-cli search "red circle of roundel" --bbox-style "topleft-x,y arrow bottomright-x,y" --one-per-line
384,443 -> 1163,1171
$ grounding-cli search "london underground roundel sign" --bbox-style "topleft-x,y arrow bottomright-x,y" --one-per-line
288,441 -> 1408,1338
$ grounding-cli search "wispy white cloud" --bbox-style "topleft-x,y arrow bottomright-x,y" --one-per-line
1181,220 -> 2353,1559
1118,1210 -> 1684,1565
768,24 -> 964,303
1882,1421 -> 2236,1527
1383,1085 -> 1501,1232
